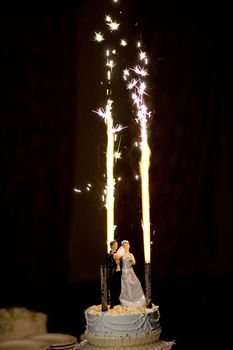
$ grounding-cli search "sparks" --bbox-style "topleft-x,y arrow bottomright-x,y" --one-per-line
107,20 -> 120,32
132,65 -> 148,77
127,79 -> 138,90
93,107 -> 106,119
94,3 -> 126,252
105,15 -> 112,23
74,188 -> 81,193
139,50 -> 147,61
123,69 -> 130,80
113,124 -> 127,133
94,32 -> 104,42
123,49 -> 152,264
120,39 -> 127,46
106,60 -> 115,69
137,82 -> 148,97
114,151 -> 122,160
105,14 -> 119,32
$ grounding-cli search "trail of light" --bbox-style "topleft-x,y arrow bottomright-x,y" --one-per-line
140,121 -> 151,263
93,99 -> 115,249
105,99 -> 115,249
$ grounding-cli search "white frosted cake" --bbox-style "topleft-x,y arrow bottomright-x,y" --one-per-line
77,304 -> 175,350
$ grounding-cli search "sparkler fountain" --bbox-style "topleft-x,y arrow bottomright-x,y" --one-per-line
94,5 -> 126,311
95,0 -> 153,310
76,2 -> 175,349
124,48 -> 152,308
94,15 -> 125,252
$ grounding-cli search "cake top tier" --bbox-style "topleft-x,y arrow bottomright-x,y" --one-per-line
85,304 -> 160,337
86,304 -> 159,315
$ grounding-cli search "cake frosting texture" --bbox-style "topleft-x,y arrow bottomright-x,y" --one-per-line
85,304 -> 160,336
77,304 -> 175,350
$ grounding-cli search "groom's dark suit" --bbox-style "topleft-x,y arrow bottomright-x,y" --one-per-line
106,250 -> 122,308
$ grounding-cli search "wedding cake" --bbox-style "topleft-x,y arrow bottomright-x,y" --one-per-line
77,304 -> 175,350
77,240 -> 174,350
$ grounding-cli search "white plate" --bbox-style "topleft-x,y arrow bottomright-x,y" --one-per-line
50,347 -> 76,350
0,340 -> 49,350
50,345 -> 77,349
27,334 -> 77,348
50,346 -> 77,350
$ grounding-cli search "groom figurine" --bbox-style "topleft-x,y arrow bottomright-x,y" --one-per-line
106,240 -> 122,308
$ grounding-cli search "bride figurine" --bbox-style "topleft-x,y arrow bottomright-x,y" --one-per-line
116,240 -> 146,308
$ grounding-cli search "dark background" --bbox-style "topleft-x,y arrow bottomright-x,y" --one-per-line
1,0 -> 232,349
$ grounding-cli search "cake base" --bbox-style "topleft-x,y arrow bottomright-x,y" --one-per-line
76,339 -> 175,350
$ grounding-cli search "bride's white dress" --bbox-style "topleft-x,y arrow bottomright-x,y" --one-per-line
119,254 -> 146,307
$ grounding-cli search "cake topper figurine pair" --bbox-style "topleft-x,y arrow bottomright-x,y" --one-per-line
106,239 -> 146,309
